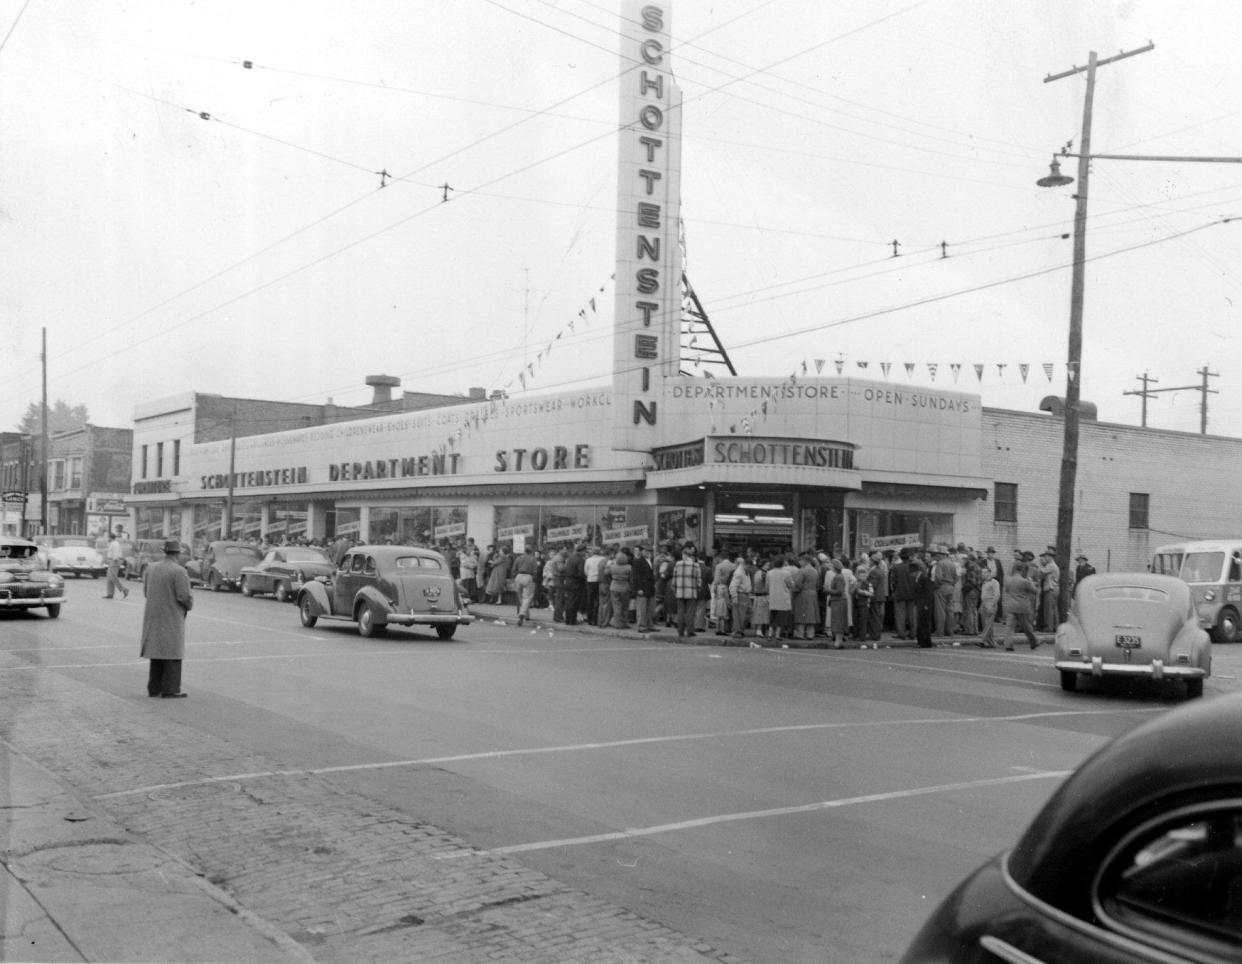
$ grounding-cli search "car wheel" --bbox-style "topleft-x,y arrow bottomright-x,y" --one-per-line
209,571 -> 222,592
1059,670 -> 1079,692
435,624 -> 457,640
274,581 -> 289,603
1185,678 -> 1205,699
299,595 -> 318,628
241,577 -> 253,597
45,604 -> 61,619
1214,607 -> 1240,643
356,604 -> 386,638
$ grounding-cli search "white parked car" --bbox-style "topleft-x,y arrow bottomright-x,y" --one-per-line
37,535 -> 107,579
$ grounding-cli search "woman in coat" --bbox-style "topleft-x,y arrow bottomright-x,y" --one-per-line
826,559 -> 848,647
750,560 -> 771,638
767,554 -> 795,641
793,554 -> 820,640
141,540 -> 194,698
484,547 -> 510,603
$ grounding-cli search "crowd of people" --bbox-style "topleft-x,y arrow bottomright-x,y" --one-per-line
455,539 -> 1100,651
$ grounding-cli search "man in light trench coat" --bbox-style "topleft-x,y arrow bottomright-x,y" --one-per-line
141,540 -> 194,698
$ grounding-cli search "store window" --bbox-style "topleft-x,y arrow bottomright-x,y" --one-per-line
994,483 -> 1018,524
228,500 -> 262,542
368,505 -> 466,546
134,506 -> 163,540
192,504 -> 222,555
332,507 -> 361,540
1129,492 -> 1150,530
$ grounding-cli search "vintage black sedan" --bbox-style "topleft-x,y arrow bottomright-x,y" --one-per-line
1055,572 -> 1211,699
239,546 -> 335,601
187,541 -> 263,592
296,544 -> 472,639
0,536 -> 65,618
901,692 -> 1242,963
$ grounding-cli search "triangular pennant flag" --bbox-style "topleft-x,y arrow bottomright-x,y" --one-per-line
974,364 -> 984,382
704,369 -> 715,379
905,363 -> 916,377
579,309 -> 586,320
814,359 -> 825,374
801,360 -> 808,375
857,361 -> 869,370
927,363 -> 938,381
568,319 -> 575,331
835,359 -> 844,375
729,424 -> 737,434
950,363 -> 961,382
518,372 -> 526,389
761,401 -> 769,416
1019,363 -> 1030,383
556,330 -> 563,340
996,364 -> 1007,377
790,372 -> 798,385
537,351 -> 544,363
880,362 -> 891,377
589,297 -> 596,312
1067,361 -> 1078,383
1043,362 -> 1054,382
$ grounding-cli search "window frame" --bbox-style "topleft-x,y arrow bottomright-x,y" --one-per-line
1129,492 -> 1150,530
994,482 -> 1018,524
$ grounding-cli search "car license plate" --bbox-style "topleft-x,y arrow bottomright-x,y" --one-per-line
1115,634 -> 1142,649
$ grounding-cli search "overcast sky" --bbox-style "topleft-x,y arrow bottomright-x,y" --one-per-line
2,0 -> 1240,439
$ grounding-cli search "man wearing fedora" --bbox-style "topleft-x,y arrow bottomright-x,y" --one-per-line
140,539 -> 194,698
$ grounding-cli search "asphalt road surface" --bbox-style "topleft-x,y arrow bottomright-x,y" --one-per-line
7,577 -> 1240,963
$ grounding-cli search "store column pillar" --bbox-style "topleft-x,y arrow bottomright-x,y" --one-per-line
702,490 -> 715,554
791,491 -> 804,554
358,505 -> 371,544
306,501 -> 324,542
260,503 -> 271,541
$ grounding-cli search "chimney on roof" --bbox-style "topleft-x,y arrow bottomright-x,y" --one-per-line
469,387 -> 486,400
366,374 -> 401,404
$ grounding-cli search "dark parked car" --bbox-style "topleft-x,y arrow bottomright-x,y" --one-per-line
239,546 -> 335,602
0,536 -> 65,618
901,692 -> 1242,963
124,538 -> 191,580
296,544 -> 472,639
187,541 -> 263,592
1054,572 -> 1211,699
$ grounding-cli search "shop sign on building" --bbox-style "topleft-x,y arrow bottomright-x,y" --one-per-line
613,0 -> 682,452
434,522 -> 467,541
602,524 -> 649,545
497,524 -> 535,541
547,523 -> 588,543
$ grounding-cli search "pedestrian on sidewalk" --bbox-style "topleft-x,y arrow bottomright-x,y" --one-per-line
671,544 -> 701,639
632,543 -> 656,633
103,528 -> 130,599
512,545 -> 541,626
1001,563 -> 1041,651
141,540 -> 194,698
729,549 -> 752,639
978,567 -> 1000,648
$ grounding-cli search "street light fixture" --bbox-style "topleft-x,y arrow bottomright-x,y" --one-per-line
1039,43 -> 1242,620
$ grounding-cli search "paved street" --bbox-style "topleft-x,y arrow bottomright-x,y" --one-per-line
3,578 -> 1239,962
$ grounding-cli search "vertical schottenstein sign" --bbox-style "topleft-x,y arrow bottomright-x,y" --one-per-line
613,1 -> 683,452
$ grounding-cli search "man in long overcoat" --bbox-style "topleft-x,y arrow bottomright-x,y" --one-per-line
141,540 -> 194,698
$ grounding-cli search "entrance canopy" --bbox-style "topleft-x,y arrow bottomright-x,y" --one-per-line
644,435 -> 861,492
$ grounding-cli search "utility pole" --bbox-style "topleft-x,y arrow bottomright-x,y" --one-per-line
1121,366 -> 1218,433
1043,44 -> 1153,623
40,327 -> 48,535
1123,371 -> 1159,427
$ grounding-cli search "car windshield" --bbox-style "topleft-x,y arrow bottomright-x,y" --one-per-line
395,556 -> 443,570
224,546 -> 261,556
0,544 -> 37,560
56,538 -> 92,547
1181,552 -> 1224,583
1093,586 -> 1170,603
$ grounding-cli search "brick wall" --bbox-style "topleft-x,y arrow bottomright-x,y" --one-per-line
980,408 -> 1242,571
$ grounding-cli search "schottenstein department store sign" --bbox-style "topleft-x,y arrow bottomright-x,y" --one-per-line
612,0 -> 682,452
647,436 -> 861,490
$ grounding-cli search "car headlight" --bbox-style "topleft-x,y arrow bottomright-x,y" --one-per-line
0,572 -> 13,584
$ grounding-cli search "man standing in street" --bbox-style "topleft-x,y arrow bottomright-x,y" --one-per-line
1037,549 -> 1060,631
103,528 -> 130,599
889,549 -> 915,639
141,540 -> 194,698
932,546 -> 957,637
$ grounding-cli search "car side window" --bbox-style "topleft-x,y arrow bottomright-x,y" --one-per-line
363,555 -> 377,575
348,554 -> 365,573
1097,805 -> 1242,952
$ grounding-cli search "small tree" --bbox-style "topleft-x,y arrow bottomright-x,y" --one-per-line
15,400 -> 90,436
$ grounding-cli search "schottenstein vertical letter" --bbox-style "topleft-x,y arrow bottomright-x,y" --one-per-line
612,0 -> 682,452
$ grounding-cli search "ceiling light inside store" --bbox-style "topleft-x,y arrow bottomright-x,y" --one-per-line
737,503 -> 784,511
754,516 -> 794,524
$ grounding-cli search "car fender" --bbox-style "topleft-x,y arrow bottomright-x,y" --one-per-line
300,579 -> 333,616
354,584 -> 396,619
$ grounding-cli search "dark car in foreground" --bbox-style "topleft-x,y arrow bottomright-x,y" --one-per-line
296,544 -> 472,639
0,536 -> 66,618
1055,572 -> 1211,699
239,546 -> 335,601
901,692 -> 1242,963
187,541 -> 263,592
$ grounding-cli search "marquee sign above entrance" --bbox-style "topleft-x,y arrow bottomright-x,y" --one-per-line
612,1 -> 683,452
647,436 -> 861,491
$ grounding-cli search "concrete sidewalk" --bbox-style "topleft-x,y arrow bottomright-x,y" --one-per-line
0,745 -> 308,964
467,600 -> 1055,651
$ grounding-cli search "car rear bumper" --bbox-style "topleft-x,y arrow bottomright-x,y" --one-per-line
384,611 -> 474,627
53,566 -> 105,577
1055,657 -> 1207,680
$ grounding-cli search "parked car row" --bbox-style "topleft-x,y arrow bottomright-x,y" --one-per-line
182,541 -> 474,640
